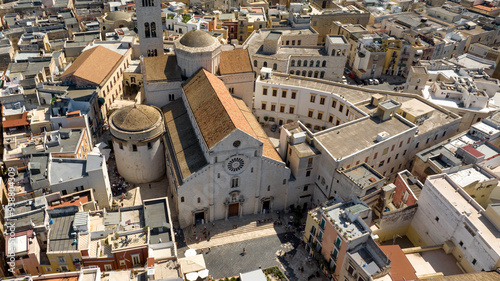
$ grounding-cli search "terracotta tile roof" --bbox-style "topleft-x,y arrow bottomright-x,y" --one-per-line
144,54 -> 182,82
183,68 -> 282,162
379,245 -> 417,281
3,112 -> 29,128
233,97 -> 282,162
61,45 -> 123,86
219,49 -> 253,75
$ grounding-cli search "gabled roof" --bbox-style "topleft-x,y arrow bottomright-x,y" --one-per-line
183,68 -> 242,149
61,45 -> 123,86
182,68 -> 282,161
219,49 -> 252,75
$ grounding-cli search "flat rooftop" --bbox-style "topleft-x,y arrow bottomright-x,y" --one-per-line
49,159 -> 86,183
405,249 -> 462,277
315,116 -> 414,160
448,166 -> 495,187
245,28 -> 316,56
144,199 -> 172,244
428,175 -> 500,256
343,164 -> 384,189
322,201 -> 370,238
328,35 -> 347,44
471,122 -> 500,137
474,142 -> 500,158
48,214 -> 78,252
22,129 -> 83,155
291,142 -> 318,158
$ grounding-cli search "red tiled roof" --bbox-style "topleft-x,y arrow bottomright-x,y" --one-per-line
3,112 -> 29,128
61,46 -> 123,86
219,49 -> 253,75
379,245 -> 418,281
462,145 -> 484,158
182,69 -> 282,162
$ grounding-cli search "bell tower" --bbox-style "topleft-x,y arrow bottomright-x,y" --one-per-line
136,0 -> 163,57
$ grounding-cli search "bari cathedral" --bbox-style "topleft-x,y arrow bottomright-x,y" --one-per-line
109,0 -> 306,228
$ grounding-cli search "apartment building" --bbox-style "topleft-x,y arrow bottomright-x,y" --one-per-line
409,173 -> 500,272
303,200 -> 391,281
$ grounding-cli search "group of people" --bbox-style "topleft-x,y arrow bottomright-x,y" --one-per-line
112,182 -> 128,197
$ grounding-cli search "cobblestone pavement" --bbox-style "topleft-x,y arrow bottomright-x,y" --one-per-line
181,233 -> 328,281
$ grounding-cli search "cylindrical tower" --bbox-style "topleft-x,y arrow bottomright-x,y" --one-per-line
109,104 -> 166,184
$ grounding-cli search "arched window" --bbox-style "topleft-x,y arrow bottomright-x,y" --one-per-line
151,22 -> 157,38
297,60 -> 301,67
254,60 -> 257,67
332,49 -> 336,56
273,63 -> 277,70
303,60 -> 307,67
181,196 -> 184,202
320,71 -> 325,78
290,70 -> 294,75
302,70 -> 306,76
197,197 -> 201,203
308,71 -> 312,77
314,71 -> 319,78
316,60 -> 320,67
263,61 -> 267,67
142,0 -> 145,6
309,60 -> 314,67
291,60 -> 295,67
322,60 -> 326,67
144,22 -> 150,38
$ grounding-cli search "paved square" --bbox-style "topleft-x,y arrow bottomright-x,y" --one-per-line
182,233 -> 328,281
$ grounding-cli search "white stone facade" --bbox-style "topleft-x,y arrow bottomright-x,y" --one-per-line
410,174 -> 500,272
174,131 -> 292,228
109,105 -> 166,184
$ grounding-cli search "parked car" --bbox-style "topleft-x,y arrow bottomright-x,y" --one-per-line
342,76 -> 348,84
373,79 -> 379,85
368,79 -> 374,85
354,77 -> 362,85
270,124 -> 278,132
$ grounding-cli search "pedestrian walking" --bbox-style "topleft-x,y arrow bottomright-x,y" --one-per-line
242,248 -> 246,256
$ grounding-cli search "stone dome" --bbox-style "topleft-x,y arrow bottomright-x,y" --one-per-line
111,104 -> 161,132
105,11 -> 132,21
179,30 -> 216,48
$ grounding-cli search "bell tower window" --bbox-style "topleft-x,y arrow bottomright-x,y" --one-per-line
151,22 -> 157,38
144,22 -> 150,38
